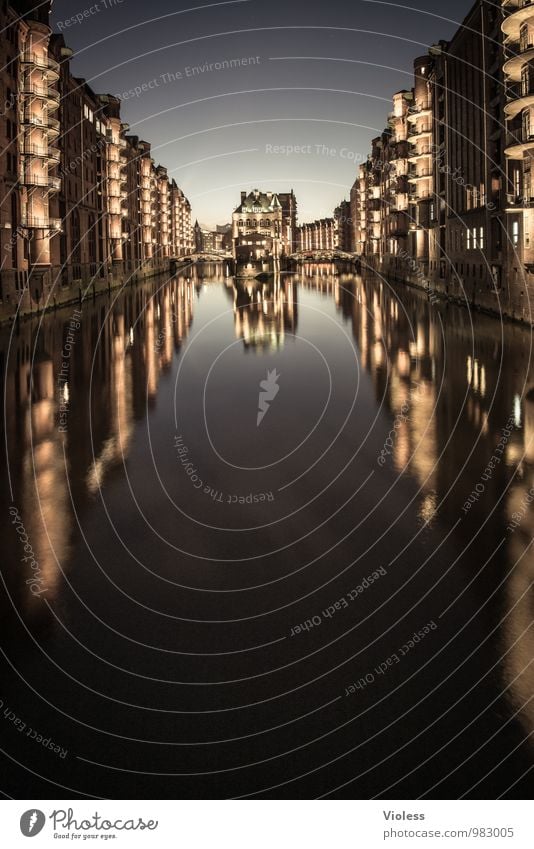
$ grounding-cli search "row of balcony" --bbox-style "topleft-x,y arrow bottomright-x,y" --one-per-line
502,3 -> 534,156
502,2 -> 534,49
502,0 -> 534,80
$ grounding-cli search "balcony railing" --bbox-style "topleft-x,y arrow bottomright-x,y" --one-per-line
22,113 -> 60,132
408,169 -> 433,179
22,53 -> 60,74
21,82 -> 59,102
409,125 -> 432,137
506,193 -> 534,207
21,173 -> 61,190
409,102 -> 431,114
21,214 -> 62,231
21,144 -> 60,163
505,82 -> 522,100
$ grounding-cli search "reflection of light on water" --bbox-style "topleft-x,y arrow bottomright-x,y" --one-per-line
397,350 -> 410,378
87,439 -> 119,494
419,491 -> 437,525
480,366 -> 486,398
503,505 -> 534,745
514,394 -> 522,428
394,429 -> 410,472
467,357 -> 487,398
524,390 -> 534,462
507,441 -> 524,470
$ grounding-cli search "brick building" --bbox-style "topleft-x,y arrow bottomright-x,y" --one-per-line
349,1 -> 534,321
0,0 -> 193,320
232,190 -> 296,261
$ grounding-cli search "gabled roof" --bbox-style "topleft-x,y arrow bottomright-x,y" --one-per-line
235,190 -> 282,214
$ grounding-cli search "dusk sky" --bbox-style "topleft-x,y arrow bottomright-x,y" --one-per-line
51,0 -> 474,228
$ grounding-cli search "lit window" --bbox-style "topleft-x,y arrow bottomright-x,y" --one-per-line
512,221 -> 520,246
479,227 -> 485,250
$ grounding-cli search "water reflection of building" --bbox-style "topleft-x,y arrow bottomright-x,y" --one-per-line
332,275 -> 440,523
502,391 -> 534,744
335,272 -> 534,547
1,275 -> 195,618
233,276 -> 297,351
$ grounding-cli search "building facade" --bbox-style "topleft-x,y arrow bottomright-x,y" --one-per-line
0,0 -> 193,321
232,190 -> 296,261
349,1 -> 534,322
194,221 -> 231,254
296,218 -> 338,252
296,199 -> 353,254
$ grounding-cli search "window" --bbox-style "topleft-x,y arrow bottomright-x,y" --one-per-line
512,220 -> 520,246
514,169 -> 521,198
479,227 -> 485,250
520,23 -> 533,53
467,229 -> 471,250
522,66 -> 531,97
523,108 -> 531,142
472,227 -> 478,250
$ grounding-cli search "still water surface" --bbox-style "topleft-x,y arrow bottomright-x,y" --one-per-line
1,266 -> 534,798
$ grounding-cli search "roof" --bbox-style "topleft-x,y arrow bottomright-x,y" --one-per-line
235,190 -> 282,214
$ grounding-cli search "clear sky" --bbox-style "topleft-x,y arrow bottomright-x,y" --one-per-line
51,0 -> 475,228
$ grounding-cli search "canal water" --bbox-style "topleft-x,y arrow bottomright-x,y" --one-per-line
1,266 -> 534,799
